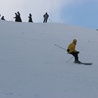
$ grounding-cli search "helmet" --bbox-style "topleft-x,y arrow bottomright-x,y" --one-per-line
73,39 -> 77,43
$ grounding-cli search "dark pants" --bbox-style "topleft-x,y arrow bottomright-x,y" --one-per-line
70,52 -> 79,61
43,18 -> 48,23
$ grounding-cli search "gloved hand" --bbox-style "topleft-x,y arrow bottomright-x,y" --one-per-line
67,49 -> 69,53
76,51 -> 79,54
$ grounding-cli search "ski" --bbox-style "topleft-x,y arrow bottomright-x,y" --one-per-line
80,62 -> 92,65
74,62 -> 92,65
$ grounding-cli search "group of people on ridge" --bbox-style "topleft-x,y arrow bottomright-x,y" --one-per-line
0,12 -> 49,23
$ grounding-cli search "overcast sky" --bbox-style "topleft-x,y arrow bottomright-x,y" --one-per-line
0,0 -> 98,29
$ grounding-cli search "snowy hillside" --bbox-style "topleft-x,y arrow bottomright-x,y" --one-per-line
0,20 -> 98,98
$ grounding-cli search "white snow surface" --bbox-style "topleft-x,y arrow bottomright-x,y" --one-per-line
0,20 -> 98,98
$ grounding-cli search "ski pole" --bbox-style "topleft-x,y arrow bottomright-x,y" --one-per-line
54,44 -> 66,50
66,57 -> 73,63
54,44 -> 73,62
49,18 -> 53,22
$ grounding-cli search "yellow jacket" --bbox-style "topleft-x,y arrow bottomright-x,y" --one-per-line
67,42 -> 76,53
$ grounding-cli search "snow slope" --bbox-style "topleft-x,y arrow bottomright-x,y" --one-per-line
0,20 -> 98,98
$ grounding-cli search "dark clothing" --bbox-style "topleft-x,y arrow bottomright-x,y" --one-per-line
14,12 -> 22,22
43,12 -> 49,23
1,16 -> 5,20
28,18 -> 33,22
28,14 -> 33,22
70,51 -> 79,61
17,12 -> 22,22
14,13 -> 18,22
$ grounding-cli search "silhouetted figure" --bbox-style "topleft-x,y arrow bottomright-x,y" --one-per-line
14,12 -> 22,22
1,16 -> 5,20
17,11 -> 22,22
43,12 -> 49,23
28,13 -> 33,22
14,13 -> 18,22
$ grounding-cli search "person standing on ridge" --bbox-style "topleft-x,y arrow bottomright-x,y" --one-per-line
17,11 -> 22,22
67,39 -> 81,64
14,13 -> 18,22
1,16 -> 5,20
28,13 -> 33,22
43,12 -> 49,23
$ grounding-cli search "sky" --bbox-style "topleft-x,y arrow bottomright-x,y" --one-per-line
0,0 -> 98,29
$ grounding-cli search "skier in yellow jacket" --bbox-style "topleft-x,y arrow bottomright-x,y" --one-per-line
67,39 -> 81,63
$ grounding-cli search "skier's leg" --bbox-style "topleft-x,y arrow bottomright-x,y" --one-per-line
71,52 -> 78,62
